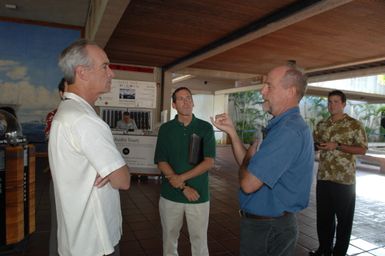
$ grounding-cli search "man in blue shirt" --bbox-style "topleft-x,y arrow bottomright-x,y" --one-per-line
212,65 -> 314,256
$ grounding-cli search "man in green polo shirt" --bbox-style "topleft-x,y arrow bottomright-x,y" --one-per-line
154,87 -> 216,256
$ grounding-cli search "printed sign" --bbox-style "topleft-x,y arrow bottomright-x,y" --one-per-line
113,134 -> 159,175
96,79 -> 157,108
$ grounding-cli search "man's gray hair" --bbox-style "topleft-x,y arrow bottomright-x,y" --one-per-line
58,39 -> 97,84
281,65 -> 308,101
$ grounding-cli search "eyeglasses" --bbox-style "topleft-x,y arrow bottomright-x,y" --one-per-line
176,96 -> 193,102
80,63 -> 111,72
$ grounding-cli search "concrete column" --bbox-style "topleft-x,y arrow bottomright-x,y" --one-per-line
161,71 -> 173,121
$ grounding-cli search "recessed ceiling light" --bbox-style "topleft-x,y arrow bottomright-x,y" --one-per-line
5,4 -> 17,9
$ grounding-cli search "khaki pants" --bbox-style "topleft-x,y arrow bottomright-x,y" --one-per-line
159,197 -> 209,256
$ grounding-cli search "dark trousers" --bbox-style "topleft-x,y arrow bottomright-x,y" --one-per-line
49,179 -> 59,256
106,245 -> 120,256
240,213 -> 297,256
316,180 -> 356,256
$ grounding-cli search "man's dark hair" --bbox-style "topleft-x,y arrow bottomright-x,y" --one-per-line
328,90 -> 347,103
58,78 -> 66,93
172,87 -> 192,103
123,111 -> 130,116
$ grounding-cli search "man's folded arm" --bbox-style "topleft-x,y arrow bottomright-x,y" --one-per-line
108,165 -> 131,190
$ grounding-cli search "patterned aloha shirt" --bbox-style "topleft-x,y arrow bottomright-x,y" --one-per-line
314,114 -> 368,185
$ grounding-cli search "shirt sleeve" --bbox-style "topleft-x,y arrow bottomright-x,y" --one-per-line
72,115 -> 126,178
132,120 -> 138,130
154,125 -> 168,163
247,126 -> 301,188
354,121 -> 368,148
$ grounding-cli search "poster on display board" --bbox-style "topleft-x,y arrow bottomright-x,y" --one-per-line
95,79 -> 157,108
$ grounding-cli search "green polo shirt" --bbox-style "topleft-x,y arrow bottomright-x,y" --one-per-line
154,114 -> 216,203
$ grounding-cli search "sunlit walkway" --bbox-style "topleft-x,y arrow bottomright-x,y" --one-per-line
299,160 -> 385,256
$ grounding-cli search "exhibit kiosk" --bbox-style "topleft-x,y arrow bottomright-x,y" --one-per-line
95,79 -> 160,176
0,110 -> 35,248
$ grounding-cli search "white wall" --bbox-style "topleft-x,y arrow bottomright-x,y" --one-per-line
169,93 -> 228,143
170,94 -> 214,123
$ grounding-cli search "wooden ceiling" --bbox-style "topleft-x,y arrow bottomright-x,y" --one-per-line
105,0 -> 298,68
1,0 -> 385,83
101,0 -> 385,81
193,0 -> 385,75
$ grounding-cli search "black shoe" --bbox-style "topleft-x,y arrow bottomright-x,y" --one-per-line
308,250 -> 331,256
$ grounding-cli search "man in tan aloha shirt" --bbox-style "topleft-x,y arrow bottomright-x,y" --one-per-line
310,90 -> 368,256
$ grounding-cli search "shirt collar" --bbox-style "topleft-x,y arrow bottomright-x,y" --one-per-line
173,114 -> 196,127
265,107 -> 300,134
326,113 -> 348,124
62,92 -> 95,112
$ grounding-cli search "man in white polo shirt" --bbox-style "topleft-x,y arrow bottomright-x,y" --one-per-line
48,39 -> 131,256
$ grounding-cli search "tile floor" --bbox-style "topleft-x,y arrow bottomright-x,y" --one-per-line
1,145 -> 385,256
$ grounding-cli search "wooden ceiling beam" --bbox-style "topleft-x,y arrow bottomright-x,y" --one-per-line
176,67 -> 258,80
164,0 -> 353,72
308,66 -> 385,83
306,56 -> 385,74
214,81 -> 385,104
85,0 -> 132,48
306,85 -> 385,103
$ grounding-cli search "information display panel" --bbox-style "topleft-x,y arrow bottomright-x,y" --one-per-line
95,79 -> 157,109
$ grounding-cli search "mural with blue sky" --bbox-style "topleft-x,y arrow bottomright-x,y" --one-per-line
0,21 -> 80,146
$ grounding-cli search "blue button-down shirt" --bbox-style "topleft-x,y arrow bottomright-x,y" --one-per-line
239,107 -> 314,217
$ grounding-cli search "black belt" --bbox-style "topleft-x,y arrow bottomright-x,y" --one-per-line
239,210 -> 289,220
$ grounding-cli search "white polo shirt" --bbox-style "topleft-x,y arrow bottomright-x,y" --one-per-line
48,92 -> 126,256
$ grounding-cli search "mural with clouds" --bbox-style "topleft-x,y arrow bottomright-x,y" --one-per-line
0,21 -> 80,149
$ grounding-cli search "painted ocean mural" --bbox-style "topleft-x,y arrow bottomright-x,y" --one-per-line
0,21 -> 80,151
